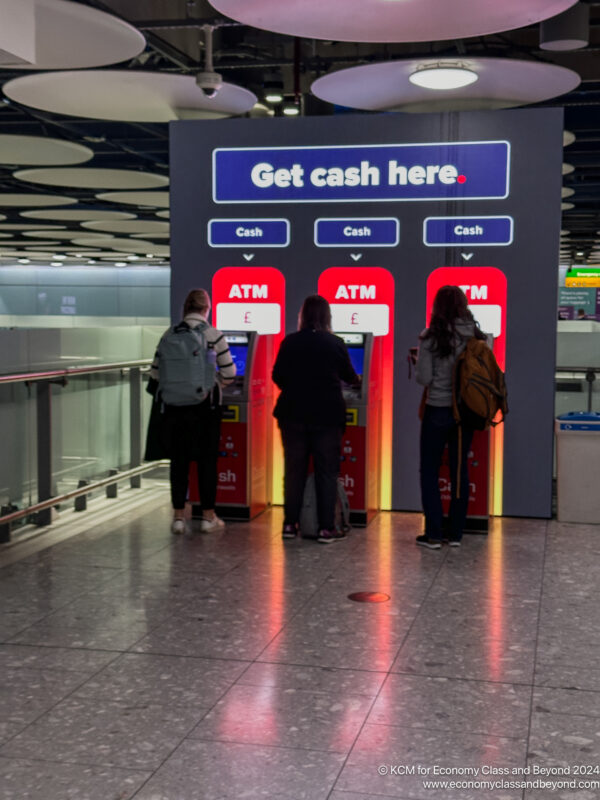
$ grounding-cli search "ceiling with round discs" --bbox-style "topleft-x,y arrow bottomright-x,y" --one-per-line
3,71 -> 258,122
311,57 -> 581,112
3,0 -> 145,70
12,167 -> 169,190
209,0 -> 579,43
0,0 -> 597,268
0,135 -> 93,165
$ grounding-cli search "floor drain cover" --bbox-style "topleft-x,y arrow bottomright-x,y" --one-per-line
348,591 -> 390,603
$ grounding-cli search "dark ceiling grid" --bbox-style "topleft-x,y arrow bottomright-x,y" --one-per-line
0,0 -> 599,260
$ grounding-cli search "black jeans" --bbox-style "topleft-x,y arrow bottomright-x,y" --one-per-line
419,405 -> 474,541
279,422 -> 343,531
165,396 -> 222,511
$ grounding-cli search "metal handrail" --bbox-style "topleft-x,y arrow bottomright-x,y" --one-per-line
556,366 -> 600,373
0,359 -> 152,386
0,359 -> 156,543
0,461 -> 169,528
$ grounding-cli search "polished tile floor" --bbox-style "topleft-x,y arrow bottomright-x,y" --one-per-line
1,503 -> 599,800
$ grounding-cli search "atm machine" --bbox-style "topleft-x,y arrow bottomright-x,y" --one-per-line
337,332 -> 383,526
426,267 -> 508,531
190,331 -> 272,520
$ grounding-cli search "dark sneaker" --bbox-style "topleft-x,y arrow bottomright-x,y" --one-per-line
282,523 -> 297,539
317,528 -> 346,544
416,535 -> 442,550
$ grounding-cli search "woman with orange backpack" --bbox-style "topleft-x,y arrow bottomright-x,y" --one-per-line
415,285 -> 488,549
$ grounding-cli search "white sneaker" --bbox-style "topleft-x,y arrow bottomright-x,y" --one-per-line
171,518 -> 186,535
200,515 -> 225,532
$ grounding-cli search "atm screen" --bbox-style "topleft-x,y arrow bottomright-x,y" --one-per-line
228,345 -> 248,377
347,346 -> 364,378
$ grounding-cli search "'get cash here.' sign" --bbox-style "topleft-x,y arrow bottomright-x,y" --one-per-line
212,141 -> 510,203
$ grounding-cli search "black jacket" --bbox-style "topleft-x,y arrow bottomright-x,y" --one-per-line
272,329 -> 359,427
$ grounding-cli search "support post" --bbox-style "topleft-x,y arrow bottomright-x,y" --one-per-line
36,381 -> 52,526
129,367 -> 142,488
74,479 -> 89,511
106,469 -> 118,498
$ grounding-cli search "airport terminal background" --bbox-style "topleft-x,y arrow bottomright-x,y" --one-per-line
2,2 -> 600,800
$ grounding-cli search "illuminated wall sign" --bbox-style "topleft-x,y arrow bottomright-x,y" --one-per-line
212,266 -> 285,335
424,216 -> 514,247
213,141 -> 510,203
426,267 -> 507,364
314,218 -> 399,247
208,218 -> 290,248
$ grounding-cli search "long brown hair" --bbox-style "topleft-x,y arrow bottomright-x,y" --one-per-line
299,294 -> 332,332
421,285 -> 482,357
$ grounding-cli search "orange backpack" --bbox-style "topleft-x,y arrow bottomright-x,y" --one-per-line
452,338 -> 508,431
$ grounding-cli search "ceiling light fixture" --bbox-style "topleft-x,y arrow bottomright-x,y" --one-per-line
409,62 -> 478,91
264,80 -> 284,104
282,104 -> 300,116
540,2 -> 589,51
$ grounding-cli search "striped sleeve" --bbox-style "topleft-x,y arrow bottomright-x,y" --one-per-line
208,327 -> 236,384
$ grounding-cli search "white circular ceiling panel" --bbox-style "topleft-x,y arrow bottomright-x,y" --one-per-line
131,233 -> 170,239
210,0 -> 578,43
0,239 -> 56,246
21,209 -> 137,221
0,135 -> 93,165
0,194 -> 76,207
155,210 -> 170,219
311,58 -> 580,112
23,230 -> 111,240
95,191 -> 169,208
71,236 -> 142,249
80,220 -> 170,235
4,71 -> 257,122
13,167 -> 169,190
6,0 -> 145,70
0,224 -> 66,230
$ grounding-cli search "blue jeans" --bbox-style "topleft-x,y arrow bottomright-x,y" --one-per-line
419,405 -> 474,541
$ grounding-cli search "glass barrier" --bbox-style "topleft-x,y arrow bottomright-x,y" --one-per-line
555,369 -> 600,416
0,381 -> 37,514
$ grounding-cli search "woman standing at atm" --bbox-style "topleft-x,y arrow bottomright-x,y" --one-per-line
415,285 -> 486,549
272,294 -> 359,543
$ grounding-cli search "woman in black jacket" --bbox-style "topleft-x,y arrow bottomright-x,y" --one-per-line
272,295 -> 359,543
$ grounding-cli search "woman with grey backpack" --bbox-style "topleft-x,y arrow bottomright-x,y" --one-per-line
146,288 -> 236,535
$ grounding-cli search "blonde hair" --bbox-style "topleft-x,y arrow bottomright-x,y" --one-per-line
183,288 -> 210,316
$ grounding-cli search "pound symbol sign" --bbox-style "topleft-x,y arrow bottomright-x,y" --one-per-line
243,311 -> 252,324
350,312 -> 359,325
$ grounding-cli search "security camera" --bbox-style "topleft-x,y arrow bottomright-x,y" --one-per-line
196,71 -> 223,98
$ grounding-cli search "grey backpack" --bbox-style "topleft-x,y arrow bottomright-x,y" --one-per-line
299,473 -> 352,539
157,321 -> 216,406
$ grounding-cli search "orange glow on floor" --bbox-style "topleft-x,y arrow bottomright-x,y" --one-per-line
486,520 -> 505,681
